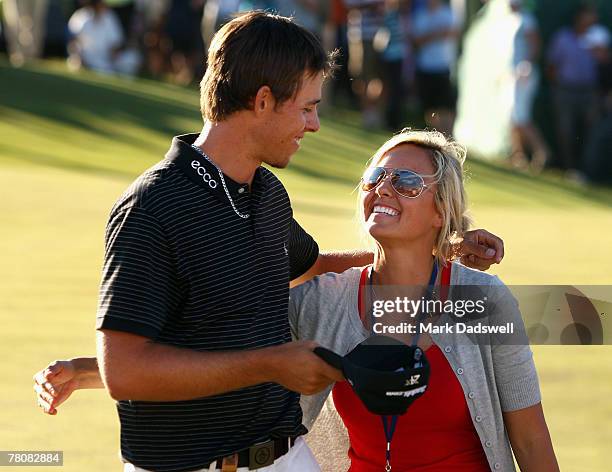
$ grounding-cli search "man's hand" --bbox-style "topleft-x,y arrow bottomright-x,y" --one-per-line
268,341 -> 344,395
33,360 -> 79,415
454,229 -> 504,271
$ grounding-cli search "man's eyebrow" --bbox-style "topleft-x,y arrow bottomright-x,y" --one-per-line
305,99 -> 321,106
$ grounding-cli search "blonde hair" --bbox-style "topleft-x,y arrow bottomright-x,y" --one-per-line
360,128 -> 472,267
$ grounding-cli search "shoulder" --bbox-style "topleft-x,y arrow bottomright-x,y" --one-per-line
110,160 -> 181,220
450,261 -> 504,287
259,167 -> 288,194
68,8 -> 91,29
291,267 -> 363,305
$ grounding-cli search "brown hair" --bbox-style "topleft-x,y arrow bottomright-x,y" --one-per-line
200,11 -> 336,122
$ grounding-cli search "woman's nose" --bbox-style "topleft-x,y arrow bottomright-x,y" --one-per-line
375,176 -> 394,197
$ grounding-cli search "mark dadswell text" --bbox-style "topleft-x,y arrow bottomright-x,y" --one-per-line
373,322 -> 515,335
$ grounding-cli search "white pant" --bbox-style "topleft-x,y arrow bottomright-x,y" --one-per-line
124,437 -> 321,472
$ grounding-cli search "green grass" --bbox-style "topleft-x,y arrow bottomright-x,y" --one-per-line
1,59 -> 611,471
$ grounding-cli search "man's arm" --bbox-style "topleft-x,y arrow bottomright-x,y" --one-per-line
290,249 -> 373,288
97,330 -> 343,401
291,228 -> 505,287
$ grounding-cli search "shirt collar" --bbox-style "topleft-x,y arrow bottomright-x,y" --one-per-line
165,133 -> 263,202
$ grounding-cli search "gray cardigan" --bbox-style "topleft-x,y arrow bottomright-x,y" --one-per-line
289,262 -> 541,472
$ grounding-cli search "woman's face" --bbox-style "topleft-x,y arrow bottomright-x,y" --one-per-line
362,144 -> 443,247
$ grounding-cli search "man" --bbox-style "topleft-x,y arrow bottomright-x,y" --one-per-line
68,0 -> 126,74
34,11 -> 503,472
547,4 -> 600,180
412,0 -> 460,136
508,0 -> 550,173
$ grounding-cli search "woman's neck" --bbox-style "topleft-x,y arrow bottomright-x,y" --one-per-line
373,240 -> 437,286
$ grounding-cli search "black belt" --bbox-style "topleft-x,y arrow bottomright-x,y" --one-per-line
213,436 -> 298,470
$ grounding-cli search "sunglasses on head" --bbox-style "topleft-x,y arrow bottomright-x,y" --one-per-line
361,167 -> 430,198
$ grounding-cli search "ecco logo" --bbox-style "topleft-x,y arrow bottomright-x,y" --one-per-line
191,160 -> 218,188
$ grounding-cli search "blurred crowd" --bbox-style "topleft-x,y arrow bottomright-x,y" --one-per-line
0,0 -> 610,183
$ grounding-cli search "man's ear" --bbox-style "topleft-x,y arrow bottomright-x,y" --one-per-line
253,85 -> 274,116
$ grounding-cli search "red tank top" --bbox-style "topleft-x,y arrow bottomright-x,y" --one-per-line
331,266 -> 490,471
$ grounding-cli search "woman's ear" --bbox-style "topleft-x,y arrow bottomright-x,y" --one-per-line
433,200 -> 444,229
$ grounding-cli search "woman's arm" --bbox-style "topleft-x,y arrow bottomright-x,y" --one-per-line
503,403 -> 560,471
33,357 -> 103,415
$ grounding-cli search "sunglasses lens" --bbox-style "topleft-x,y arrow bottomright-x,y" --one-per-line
392,171 -> 424,197
361,167 -> 386,192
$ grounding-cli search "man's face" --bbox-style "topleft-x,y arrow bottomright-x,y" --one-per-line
258,71 -> 323,169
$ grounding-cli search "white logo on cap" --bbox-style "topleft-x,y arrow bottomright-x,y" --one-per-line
191,160 -> 218,189
386,385 -> 427,397
405,374 -> 420,386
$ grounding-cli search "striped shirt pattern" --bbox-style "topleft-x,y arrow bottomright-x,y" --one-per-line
96,134 -> 319,472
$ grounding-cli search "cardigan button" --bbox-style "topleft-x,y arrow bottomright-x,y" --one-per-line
475,415 -> 482,422
444,346 -> 452,353
485,441 -> 492,448
494,463 -> 501,469
457,367 -> 464,375
468,392 -> 475,399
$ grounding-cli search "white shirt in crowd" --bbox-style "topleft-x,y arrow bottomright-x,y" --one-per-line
68,7 -> 124,73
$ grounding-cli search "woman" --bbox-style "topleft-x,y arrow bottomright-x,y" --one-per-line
289,129 -> 559,471
34,129 -> 558,471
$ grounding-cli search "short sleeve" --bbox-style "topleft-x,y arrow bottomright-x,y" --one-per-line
287,218 -> 319,281
96,206 -> 180,339
489,278 -> 542,412
68,11 -> 85,36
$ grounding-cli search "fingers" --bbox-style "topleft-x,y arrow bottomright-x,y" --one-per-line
460,254 -> 495,271
475,229 -> 504,263
461,229 -> 505,267
33,382 -> 57,415
33,361 -> 63,386
325,365 -> 345,382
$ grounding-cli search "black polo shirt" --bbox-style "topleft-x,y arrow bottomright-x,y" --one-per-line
96,134 -> 319,472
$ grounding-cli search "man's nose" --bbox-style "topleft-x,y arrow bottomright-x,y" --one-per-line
306,110 -> 320,133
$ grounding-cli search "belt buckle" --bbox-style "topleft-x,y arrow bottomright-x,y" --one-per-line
248,439 -> 275,469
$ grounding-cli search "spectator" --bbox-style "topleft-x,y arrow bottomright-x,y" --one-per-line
104,0 -> 136,42
275,0 -> 325,38
135,0 -> 170,79
412,0 -> 459,136
345,0 -> 386,128
547,4 -> 599,181
329,0 -> 356,107
43,0 -> 70,59
2,0 -> 49,66
582,23 -> 612,183
164,0 -> 204,84
507,0 -> 549,173
201,0 -> 241,50
68,0 -> 140,76
378,0 -> 410,130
